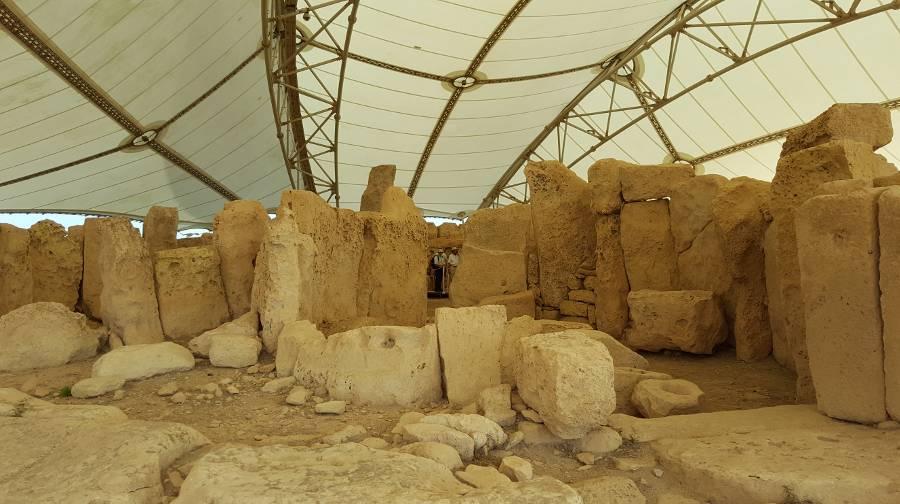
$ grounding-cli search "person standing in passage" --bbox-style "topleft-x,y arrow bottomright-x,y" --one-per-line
446,248 -> 460,288
433,249 -> 447,293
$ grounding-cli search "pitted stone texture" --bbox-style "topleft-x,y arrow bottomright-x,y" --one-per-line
438,222 -> 464,239
580,330 -> 648,369
669,174 -> 727,254
525,160 -> 596,308
143,205 -> 178,253
154,246 -> 230,341
213,200 -> 269,317
28,220 -> 82,310
712,177 -> 772,361
208,334 -> 261,368
632,379 -> 704,418
275,319 -> 319,377
614,367 -> 673,415
175,443 -> 581,504
797,189 -> 887,423
360,164 -> 397,211
97,218 -> 164,345
571,476 -> 646,504
420,413 -> 507,451
500,315 -> 543,384
587,158 -> 625,214
463,203 -> 533,253
620,200 -> 678,291
0,415 -> 209,504
436,306 -> 506,406
93,342 -> 195,381
293,325 -> 441,407
188,311 -> 258,357
0,302 -> 98,372
0,224 -> 32,316
478,384 -> 516,427
401,422 -> 475,461
398,442 -> 463,471
81,218 -> 104,319
594,215 -> 630,337
625,290 -> 726,354
879,187 -> 900,421
479,290 -> 535,320
619,162 -> 694,202
381,186 -> 421,219
250,212 -> 316,353
781,103 -> 893,156
450,245 -> 526,307
764,225 -> 792,370
516,330 -> 615,439
676,223 -> 730,297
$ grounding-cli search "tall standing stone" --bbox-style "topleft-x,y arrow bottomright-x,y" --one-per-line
669,174 -> 727,253
796,189 -> 887,424
213,200 -> 269,317
620,200 -> 678,291
587,159 -> 624,215
98,218 -> 165,345
435,305 -> 506,406
764,224 -> 792,370
878,187 -> 900,421
143,206 -> 178,253
154,246 -> 231,341
81,218 -> 104,319
28,220 -> 82,310
0,224 -> 32,316
594,216 -> 629,337
359,164 -> 397,212
525,161 -> 595,308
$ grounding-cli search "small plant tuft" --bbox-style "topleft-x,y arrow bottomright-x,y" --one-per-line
59,386 -> 72,398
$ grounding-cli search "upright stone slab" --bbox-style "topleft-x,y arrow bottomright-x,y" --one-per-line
154,246 -> 231,341
620,200 -> 678,291
438,222 -> 463,239
380,186 -> 420,219
587,159 -> 624,214
81,218 -> 104,319
449,244 -> 526,307
594,215 -> 629,337
97,218 -> 164,345
436,305 -> 506,406
28,220 -> 82,309
712,177 -> 772,361
796,189 -> 887,424
619,162 -> 694,202
525,160 -> 595,307
479,290 -> 535,320
250,212 -> 316,353
213,200 -> 269,317
143,206 -> 178,253
625,290 -> 726,354
771,139 -> 887,401
676,222 -> 730,297
781,103 -> 893,156
879,187 -> 900,421
359,164 -> 397,211
464,204 -> 532,253
669,174 -> 727,253
764,224 -> 792,370
0,224 -> 32,316
356,212 -> 427,327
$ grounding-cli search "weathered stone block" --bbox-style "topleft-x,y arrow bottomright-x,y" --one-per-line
625,290 -> 726,354
479,290 -> 535,320
359,164 -> 396,211
614,367 -> 672,415
154,246 -> 230,341
449,244 -> 526,307
620,162 -> 694,202
213,200 -> 269,317
208,334 -> 261,368
621,200 -> 678,290
28,220 -> 82,309
631,378 -> 703,418
143,206 -> 178,253
797,189 -> 887,423
0,302 -> 97,371
525,160 -> 596,307
516,330 -> 616,439
880,187 -> 900,421
81,218 -> 104,319
0,224 -> 32,316
500,315 -> 542,385
587,158 -> 624,214
669,174 -> 727,253
464,204 -> 532,253
764,224 -> 792,370
559,300 -> 588,317
781,103 -> 893,156
98,218 -> 164,345
92,341 -> 195,381
436,305 -> 506,406
594,215 -> 629,337
438,222 -> 463,239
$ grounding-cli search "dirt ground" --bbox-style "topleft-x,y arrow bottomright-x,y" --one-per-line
0,343 -> 797,501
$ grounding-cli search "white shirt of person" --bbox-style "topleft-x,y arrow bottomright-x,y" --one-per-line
447,253 -> 459,267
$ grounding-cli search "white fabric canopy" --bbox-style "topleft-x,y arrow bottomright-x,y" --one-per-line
1,0 -> 898,222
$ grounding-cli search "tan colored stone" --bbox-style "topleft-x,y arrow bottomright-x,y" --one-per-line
781,103 -> 893,156
438,222 -> 464,239
97,218 -> 164,345
213,200 -> 269,317
625,290 -> 726,354
81,218 -> 104,319
594,215 -> 629,337
614,367 -> 673,415
450,245 -> 526,307
669,174 -> 727,253
0,224 -> 32,316
571,476 -> 646,504
579,330 -> 648,369
559,300 -> 588,318
587,158 -> 625,214
500,315 -> 542,384
464,204 -> 533,253
525,160 -> 596,307
816,178 -> 873,195
796,189 -> 887,423
620,200 -> 678,291
93,341 -> 195,381
516,330 -> 616,439
631,378 -> 703,418
676,223 -> 730,297
874,172 -> 900,187
153,246 -> 231,341
28,220 -> 82,310
620,162 -> 694,202
380,186 -> 420,219
437,306 -> 506,406
143,205 -> 178,253
0,302 -> 98,371
880,187 -> 900,421
359,164 -> 396,211
479,290 -> 535,320
275,319 -> 319,377
764,224 -> 792,370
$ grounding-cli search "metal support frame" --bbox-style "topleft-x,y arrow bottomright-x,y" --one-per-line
261,0 -> 359,206
481,0 -> 900,208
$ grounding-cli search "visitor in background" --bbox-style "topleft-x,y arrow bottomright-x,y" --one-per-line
447,248 -> 459,286
433,249 -> 447,293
